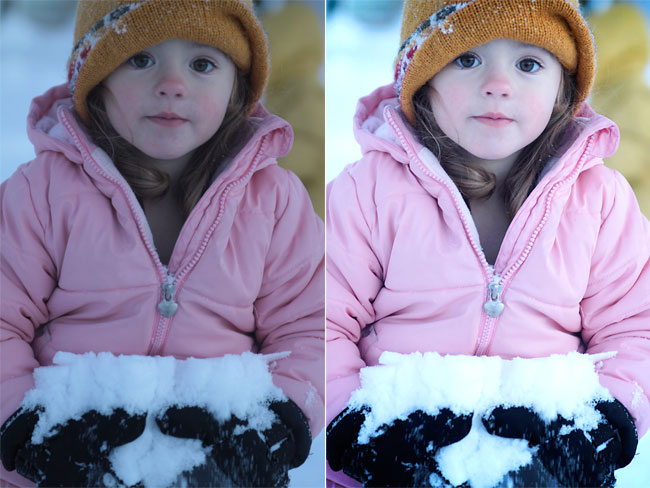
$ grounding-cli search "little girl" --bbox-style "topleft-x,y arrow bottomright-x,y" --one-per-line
326,0 -> 650,486
0,1 -> 324,486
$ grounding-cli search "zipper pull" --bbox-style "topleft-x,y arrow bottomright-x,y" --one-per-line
484,274 -> 504,318
157,279 -> 178,318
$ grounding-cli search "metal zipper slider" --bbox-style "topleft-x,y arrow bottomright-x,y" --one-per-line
157,279 -> 178,318
484,273 -> 504,318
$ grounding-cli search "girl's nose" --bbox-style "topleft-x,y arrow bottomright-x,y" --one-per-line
155,71 -> 186,99
481,72 -> 512,98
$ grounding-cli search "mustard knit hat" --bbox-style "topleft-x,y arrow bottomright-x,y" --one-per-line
68,0 -> 269,124
396,0 -> 596,124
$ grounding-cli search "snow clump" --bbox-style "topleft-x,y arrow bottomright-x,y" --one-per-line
20,351 -> 289,487
347,351 -> 615,487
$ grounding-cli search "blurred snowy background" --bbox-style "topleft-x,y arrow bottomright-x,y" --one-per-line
325,0 -> 650,181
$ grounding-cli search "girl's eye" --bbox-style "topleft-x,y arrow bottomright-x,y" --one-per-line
518,58 -> 542,73
191,58 -> 216,73
128,53 -> 153,69
455,54 -> 479,69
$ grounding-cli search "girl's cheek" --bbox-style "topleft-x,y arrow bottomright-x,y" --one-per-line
115,81 -> 142,105
445,85 -> 468,108
430,79 -> 466,113
526,92 -> 556,126
438,75 -> 471,109
104,78 -> 141,110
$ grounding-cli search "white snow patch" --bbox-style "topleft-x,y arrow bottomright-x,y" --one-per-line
631,381 -> 645,410
108,414 -> 209,487
349,351 -> 613,443
20,351 -> 289,487
23,351 -> 287,443
435,415 -> 534,488
347,351 -> 615,487
113,21 -> 127,34
304,381 -> 317,407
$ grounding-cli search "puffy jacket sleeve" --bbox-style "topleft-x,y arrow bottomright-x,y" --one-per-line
326,169 -> 383,426
253,170 -> 325,436
580,169 -> 650,438
1,169 -> 56,435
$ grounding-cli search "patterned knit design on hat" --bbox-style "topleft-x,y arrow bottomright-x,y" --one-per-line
396,0 -> 596,124
69,0 -> 269,123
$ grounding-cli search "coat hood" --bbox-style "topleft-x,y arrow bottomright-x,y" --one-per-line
352,84 -> 620,185
26,83 -> 295,182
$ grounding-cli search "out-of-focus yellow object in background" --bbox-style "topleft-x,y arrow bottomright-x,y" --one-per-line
589,2 -> 650,218
261,2 -> 325,219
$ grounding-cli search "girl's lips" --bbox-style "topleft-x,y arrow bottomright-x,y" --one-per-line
472,115 -> 513,128
147,113 -> 188,128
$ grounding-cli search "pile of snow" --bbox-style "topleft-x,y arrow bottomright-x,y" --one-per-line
107,415 -> 209,487
21,351 -> 288,487
348,351 -> 615,488
434,415 -> 533,488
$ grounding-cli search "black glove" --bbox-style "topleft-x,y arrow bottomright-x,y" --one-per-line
1,407 -> 146,487
483,399 -> 637,488
156,399 -> 311,487
327,407 -> 472,487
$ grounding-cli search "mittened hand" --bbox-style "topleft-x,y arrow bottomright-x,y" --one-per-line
266,399 -> 312,469
326,406 -> 368,472
483,405 -> 558,444
0,407 -> 41,472
157,400 -> 311,488
1,407 -> 146,487
155,405 -> 228,444
327,407 -> 472,487
483,399 -> 637,488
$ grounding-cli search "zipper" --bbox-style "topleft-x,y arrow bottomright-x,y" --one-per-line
157,273 -> 178,318
148,136 -> 272,355
60,109 -> 176,355
60,107 -> 271,356
484,272 -> 504,318
384,107 -> 595,356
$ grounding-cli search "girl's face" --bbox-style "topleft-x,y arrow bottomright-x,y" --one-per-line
102,38 -> 236,164
427,39 -> 562,163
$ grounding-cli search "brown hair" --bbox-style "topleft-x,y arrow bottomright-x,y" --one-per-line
86,68 -> 251,218
413,68 -> 579,218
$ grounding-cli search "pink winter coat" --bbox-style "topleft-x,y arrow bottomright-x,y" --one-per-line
0,84 -> 324,487
326,84 -> 650,486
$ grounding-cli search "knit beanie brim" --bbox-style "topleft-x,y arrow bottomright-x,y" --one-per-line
396,0 -> 596,124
